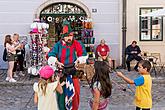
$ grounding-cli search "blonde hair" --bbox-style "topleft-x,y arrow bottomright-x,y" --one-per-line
13,33 -> 19,40
13,33 -> 19,37
38,77 -> 53,96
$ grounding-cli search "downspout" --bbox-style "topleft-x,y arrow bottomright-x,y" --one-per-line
122,0 -> 127,68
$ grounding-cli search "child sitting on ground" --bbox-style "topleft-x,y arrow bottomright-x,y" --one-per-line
89,61 -> 112,110
33,65 -> 64,110
117,60 -> 152,110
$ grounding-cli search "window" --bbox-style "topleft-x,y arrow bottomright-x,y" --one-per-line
139,8 -> 163,41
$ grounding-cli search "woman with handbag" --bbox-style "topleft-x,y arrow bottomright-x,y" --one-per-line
4,35 -> 21,82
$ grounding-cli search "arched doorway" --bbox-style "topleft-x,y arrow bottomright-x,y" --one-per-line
35,0 -> 91,19
35,0 -> 92,47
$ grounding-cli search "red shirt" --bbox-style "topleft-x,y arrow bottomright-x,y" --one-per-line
96,44 -> 110,56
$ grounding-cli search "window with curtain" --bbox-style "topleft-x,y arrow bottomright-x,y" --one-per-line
139,8 -> 163,41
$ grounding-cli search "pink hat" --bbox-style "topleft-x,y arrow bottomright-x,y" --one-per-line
39,65 -> 54,79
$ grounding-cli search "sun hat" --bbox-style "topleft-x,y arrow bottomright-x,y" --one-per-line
61,20 -> 73,38
39,65 -> 54,79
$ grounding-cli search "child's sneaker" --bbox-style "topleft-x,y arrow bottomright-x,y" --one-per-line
9,78 -> 17,82
5,77 -> 10,81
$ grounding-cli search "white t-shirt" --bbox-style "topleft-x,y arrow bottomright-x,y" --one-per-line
6,43 -> 16,54
33,81 -> 59,110
92,81 -> 105,100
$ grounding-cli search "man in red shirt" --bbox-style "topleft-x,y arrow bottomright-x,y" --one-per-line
96,39 -> 110,62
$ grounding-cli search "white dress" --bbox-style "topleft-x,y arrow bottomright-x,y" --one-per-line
33,81 -> 59,110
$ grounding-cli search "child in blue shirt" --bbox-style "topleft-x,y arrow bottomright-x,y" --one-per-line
117,60 -> 152,110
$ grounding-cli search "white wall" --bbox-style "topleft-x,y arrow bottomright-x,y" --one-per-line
0,0 -> 120,68
0,0 -> 45,68
126,0 -> 165,62
81,0 -> 120,65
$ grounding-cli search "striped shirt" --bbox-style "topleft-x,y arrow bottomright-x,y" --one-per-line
48,40 -> 87,65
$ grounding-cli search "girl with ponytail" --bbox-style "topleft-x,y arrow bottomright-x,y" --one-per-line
33,65 -> 65,110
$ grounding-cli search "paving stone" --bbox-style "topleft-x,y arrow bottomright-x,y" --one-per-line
0,69 -> 165,110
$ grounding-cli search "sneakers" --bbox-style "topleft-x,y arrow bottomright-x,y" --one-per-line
5,77 -> 10,81
5,77 -> 17,82
9,78 -> 17,82
19,71 -> 25,76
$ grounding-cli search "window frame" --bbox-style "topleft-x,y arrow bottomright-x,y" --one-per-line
139,7 -> 163,41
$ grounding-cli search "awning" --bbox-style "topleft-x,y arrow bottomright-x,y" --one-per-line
140,8 -> 165,17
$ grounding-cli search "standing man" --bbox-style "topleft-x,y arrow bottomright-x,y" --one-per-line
48,20 -> 87,110
126,40 -> 142,71
13,33 -> 25,77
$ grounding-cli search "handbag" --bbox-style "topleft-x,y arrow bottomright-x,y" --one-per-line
3,48 -> 7,62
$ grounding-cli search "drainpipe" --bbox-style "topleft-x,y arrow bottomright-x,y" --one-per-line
122,0 -> 127,68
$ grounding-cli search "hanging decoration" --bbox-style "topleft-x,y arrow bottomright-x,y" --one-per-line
47,16 -> 53,22
28,19 -> 49,76
81,18 -> 95,61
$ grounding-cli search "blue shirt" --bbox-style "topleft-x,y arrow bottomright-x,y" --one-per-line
134,76 -> 144,86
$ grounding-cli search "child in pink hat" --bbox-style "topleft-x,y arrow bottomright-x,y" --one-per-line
33,65 -> 65,110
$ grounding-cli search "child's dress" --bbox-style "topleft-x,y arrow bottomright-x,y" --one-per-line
33,81 -> 59,110
89,81 -> 110,110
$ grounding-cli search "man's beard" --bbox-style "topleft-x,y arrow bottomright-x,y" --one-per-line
65,39 -> 73,46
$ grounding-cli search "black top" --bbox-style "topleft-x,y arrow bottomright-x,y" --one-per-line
125,45 -> 141,56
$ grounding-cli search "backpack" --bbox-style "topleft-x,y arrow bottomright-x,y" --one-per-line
3,48 -> 7,62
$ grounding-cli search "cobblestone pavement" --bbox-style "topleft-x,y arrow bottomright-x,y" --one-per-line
0,69 -> 165,110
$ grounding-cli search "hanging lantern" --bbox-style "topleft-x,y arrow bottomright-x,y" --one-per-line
30,22 -> 38,33
30,19 -> 49,34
